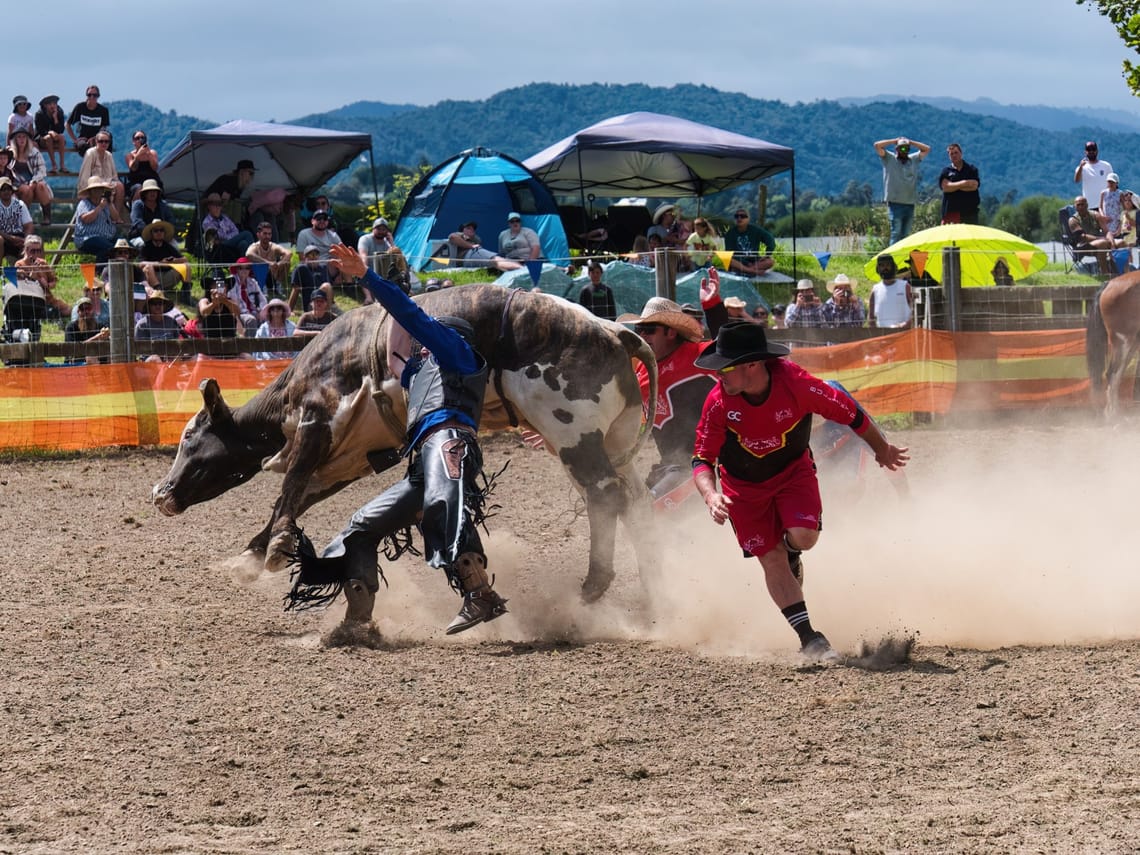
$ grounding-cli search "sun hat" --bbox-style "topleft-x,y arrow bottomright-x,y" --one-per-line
82,176 -> 113,193
260,298 -> 290,322
616,296 -> 703,343
1107,172 -> 1120,184
146,290 -> 174,311
230,256 -> 253,272
39,94 -> 59,107
796,279 -> 816,291
142,219 -> 174,241
372,217 -> 389,229
694,320 -> 790,370
829,273 -> 856,293
652,203 -> 677,224
723,296 -> 748,310
12,95 -> 30,108
507,212 -> 521,222
139,179 -> 162,194
111,238 -> 135,254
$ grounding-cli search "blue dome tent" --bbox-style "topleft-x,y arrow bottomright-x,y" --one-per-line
394,147 -> 569,272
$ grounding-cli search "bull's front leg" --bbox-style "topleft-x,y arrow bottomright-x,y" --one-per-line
264,415 -> 334,572
579,479 -> 624,603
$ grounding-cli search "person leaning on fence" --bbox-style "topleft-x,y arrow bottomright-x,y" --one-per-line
196,277 -> 242,341
64,296 -> 110,364
294,288 -> 336,336
253,299 -> 297,360
868,255 -> 914,328
134,290 -> 184,360
784,280 -> 826,328
691,320 -> 909,662
822,273 -> 866,327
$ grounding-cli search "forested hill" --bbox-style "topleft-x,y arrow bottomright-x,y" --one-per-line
111,83 -> 1140,203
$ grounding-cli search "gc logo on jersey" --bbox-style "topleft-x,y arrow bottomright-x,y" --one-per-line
727,410 -> 743,422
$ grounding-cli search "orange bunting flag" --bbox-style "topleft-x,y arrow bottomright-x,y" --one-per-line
909,251 -> 928,278
80,263 -> 96,287
1015,251 -> 1035,274
714,251 -> 733,271
169,262 -> 190,283
431,257 -> 450,267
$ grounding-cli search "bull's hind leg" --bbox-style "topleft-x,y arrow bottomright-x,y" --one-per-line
264,412 -> 335,571
580,479 -> 623,602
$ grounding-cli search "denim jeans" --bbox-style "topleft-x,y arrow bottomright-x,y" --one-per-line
887,202 -> 915,246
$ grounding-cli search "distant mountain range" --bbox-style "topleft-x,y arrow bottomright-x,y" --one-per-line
110,84 -> 1140,205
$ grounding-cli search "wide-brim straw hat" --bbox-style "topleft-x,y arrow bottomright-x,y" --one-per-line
146,290 -> 174,311
652,203 -> 677,224
142,219 -> 175,241
82,176 -> 114,194
260,298 -> 290,322
616,296 -> 703,342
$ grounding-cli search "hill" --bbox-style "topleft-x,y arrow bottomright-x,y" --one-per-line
108,84 -> 1140,206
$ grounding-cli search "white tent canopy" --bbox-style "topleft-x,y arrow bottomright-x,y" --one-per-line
158,119 -> 373,204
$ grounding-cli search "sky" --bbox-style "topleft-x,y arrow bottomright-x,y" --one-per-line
23,0 -> 1139,123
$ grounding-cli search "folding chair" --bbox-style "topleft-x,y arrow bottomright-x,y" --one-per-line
1059,205 -> 1102,276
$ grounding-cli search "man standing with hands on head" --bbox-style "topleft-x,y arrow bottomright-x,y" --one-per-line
873,136 -> 930,244
939,143 -> 980,225
1074,141 -> 1112,211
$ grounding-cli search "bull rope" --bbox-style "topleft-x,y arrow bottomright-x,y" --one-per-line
367,307 -> 412,443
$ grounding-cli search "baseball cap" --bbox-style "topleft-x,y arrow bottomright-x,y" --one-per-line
507,212 -> 521,222
372,217 -> 389,228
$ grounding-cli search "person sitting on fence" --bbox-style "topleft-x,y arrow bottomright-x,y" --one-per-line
1068,196 -> 1115,276
227,257 -> 268,335
295,288 -> 337,336
246,221 -> 291,296
129,179 -> 176,246
253,299 -> 297,360
0,176 -> 34,264
76,131 -> 125,223
134,291 -> 184,360
10,128 -> 52,227
124,130 -> 161,202
138,220 -> 190,304
447,220 -> 522,271
16,235 -> 69,320
64,296 -> 109,364
33,95 -> 67,175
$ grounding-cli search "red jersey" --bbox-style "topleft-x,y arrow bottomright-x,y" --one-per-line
636,339 -> 717,466
692,359 -> 868,484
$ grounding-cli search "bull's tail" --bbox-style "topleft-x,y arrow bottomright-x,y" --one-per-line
612,326 -> 658,469
1087,286 -> 1108,394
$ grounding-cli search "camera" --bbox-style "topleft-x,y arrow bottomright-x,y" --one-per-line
101,190 -> 112,201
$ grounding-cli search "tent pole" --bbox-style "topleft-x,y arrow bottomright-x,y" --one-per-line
368,144 -> 380,218
790,164 -> 798,281
190,137 -> 203,268
576,148 -> 589,259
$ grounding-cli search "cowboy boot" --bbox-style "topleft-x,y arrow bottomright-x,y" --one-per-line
342,578 -> 376,624
445,552 -> 507,635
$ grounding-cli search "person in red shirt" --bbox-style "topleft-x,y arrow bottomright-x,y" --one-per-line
691,322 -> 909,661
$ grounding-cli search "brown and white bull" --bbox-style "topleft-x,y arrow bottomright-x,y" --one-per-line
151,285 -> 658,604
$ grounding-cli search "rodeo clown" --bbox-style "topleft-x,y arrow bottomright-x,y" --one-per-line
691,320 -> 909,661
284,244 -> 507,634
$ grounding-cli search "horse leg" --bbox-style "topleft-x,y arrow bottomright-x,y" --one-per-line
1104,335 -> 1132,419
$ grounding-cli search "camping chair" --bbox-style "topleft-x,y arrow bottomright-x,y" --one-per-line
1,292 -> 50,364
1059,205 -> 1102,276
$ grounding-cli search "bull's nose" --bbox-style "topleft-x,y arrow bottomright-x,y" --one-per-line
151,482 -> 181,516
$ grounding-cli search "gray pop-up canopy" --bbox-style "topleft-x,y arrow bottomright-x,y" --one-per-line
523,111 -> 794,197
158,119 -> 374,204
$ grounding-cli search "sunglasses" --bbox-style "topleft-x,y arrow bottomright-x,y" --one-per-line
734,213 -> 748,220
87,92 -> 99,97
633,323 -> 662,335
96,139 -> 110,145
718,363 -> 743,375
134,136 -> 146,142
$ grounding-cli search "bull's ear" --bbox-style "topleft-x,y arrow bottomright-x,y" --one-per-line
200,378 -> 233,424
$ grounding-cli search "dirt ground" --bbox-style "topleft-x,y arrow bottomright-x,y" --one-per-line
2,418 -> 1139,854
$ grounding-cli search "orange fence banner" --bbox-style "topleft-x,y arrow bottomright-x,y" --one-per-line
0,331 -> 1095,452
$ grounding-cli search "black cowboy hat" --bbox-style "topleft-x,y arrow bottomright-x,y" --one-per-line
694,320 -> 789,370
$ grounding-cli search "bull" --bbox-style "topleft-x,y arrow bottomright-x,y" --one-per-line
151,284 -> 659,606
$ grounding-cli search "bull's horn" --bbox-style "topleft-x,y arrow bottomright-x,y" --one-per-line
200,378 -> 233,423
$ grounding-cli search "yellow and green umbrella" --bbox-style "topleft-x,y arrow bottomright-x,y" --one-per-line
864,224 -> 1047,287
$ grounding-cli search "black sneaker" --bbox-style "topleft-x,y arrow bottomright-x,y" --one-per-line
800,631 -> 840,663
445,589 -> 508,635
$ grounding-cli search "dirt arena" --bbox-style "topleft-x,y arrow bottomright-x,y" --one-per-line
2,419 -> 1139,854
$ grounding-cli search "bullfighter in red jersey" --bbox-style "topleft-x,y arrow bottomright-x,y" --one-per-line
691,321 -> 909,661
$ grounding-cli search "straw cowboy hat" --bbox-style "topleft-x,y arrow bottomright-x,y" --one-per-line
82,176 -> 114,194
616,296 -> 703,342
723,295 -> 748,310
652,203 -> 677,225
694,319 -> 790,370
828,273 -> 856,293
142,219 -> 175,241
146,290 -> 174,311
139,179 -> 162,194
260,297 -> 290,322
111,238 -> 135,255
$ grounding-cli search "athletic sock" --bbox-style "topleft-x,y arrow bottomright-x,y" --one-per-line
781,601 -> 816,645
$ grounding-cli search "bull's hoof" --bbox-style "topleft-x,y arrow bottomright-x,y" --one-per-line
264,530 -> 297,573
580,569 -> 616,604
